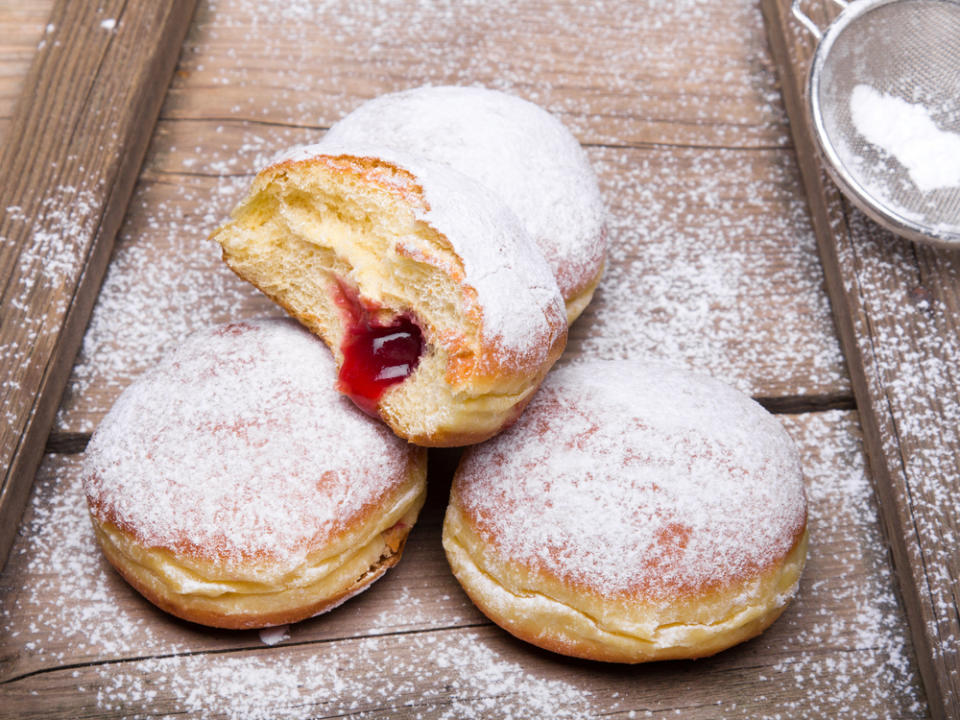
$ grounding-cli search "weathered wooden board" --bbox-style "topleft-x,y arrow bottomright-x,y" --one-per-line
0,412 -> 928,718
762,2 -> 960,717
0,0 -> 53,144
166,0 -> 790,151
0,0 -> 198,571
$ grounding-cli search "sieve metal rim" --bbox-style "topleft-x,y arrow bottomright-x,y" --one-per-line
806,0 -> 960,247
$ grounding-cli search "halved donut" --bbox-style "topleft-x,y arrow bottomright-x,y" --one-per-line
211,145 -> 568,446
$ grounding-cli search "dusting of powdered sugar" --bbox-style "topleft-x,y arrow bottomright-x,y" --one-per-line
570,145 -> 847,398
321,85 -> 607,300
54,0 -> 834,431
3,0 -> 929,715
82,318 -> 414,569
274,140 -> 567,362
81,630 -> 595,720
171,0 -> 788,149
0,454 -> 191,667
832,208 -> 960,671
54,170 -> 288,433
849,84 -> 960,193
1,186 -> 102,433
759,411 -> 926,718
0,454 -> 595,717
257,625 -> 289,646
1,411 -> 926,717
455,361 -> 806,597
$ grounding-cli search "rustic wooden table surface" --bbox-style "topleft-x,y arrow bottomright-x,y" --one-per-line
1,0 -> 952,717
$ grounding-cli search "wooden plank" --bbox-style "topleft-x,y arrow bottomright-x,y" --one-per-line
761,2 -> 960,717
165,0 -> 790,151
50,138 -> 849,436
0,1 -> 198,571
0,0 -> 55,145
0,411 -> 926,717
567,144 -> 848,404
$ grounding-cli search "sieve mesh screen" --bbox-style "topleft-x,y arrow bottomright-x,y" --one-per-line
809,0 -> 960,244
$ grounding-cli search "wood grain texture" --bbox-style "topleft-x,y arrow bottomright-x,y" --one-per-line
762,1 -> 960,717
0,0 -> 54,145
0,412 -> 927,718
166,0 -> 791,151
0,0 -> 197,571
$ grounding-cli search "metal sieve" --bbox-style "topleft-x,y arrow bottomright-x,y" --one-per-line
793,0 -> 960,246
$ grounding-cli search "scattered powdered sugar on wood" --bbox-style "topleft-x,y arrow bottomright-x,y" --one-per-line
833,208 -> 960,667
758,411 -> 926,718
82,630 -> 595,720
173,0 -> 789,150
569,145 -> 847,397
0,454 -> 189,666
83,318 -> 413,568
257,625 -> 289,646
455,361 -> 806,597
1,185 -> 102,431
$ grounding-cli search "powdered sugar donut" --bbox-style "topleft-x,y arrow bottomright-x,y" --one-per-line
212,143 -> 567,446
443,361 -> 808,662
83,318 -> 427,629
322,85 -> 607,324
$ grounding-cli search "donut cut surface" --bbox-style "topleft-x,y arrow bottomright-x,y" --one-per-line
83,319 -> 427,629
443,360 -> 808,662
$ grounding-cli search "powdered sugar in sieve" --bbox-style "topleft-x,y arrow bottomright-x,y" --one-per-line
794,0 -> 960,245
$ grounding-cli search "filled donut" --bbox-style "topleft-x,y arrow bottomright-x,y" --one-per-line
82,318 -> 427,629
322,85 -> 608,324
442,360 -> 808,663
211,144 -> 567,446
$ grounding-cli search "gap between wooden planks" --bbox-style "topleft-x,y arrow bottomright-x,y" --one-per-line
761,1 -> 960,718
0,0 -> 197,571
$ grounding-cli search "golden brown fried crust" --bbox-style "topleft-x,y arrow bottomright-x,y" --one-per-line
89,448 -> 427,630
443,497 -> 808,664
562,257 -> 605,327
97,519 -> 414,630
91,484 -> 425,630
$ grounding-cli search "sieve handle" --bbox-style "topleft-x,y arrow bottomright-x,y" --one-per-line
791,0 -> 850,39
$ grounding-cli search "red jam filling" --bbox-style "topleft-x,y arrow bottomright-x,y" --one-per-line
338,311 -> 423,416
